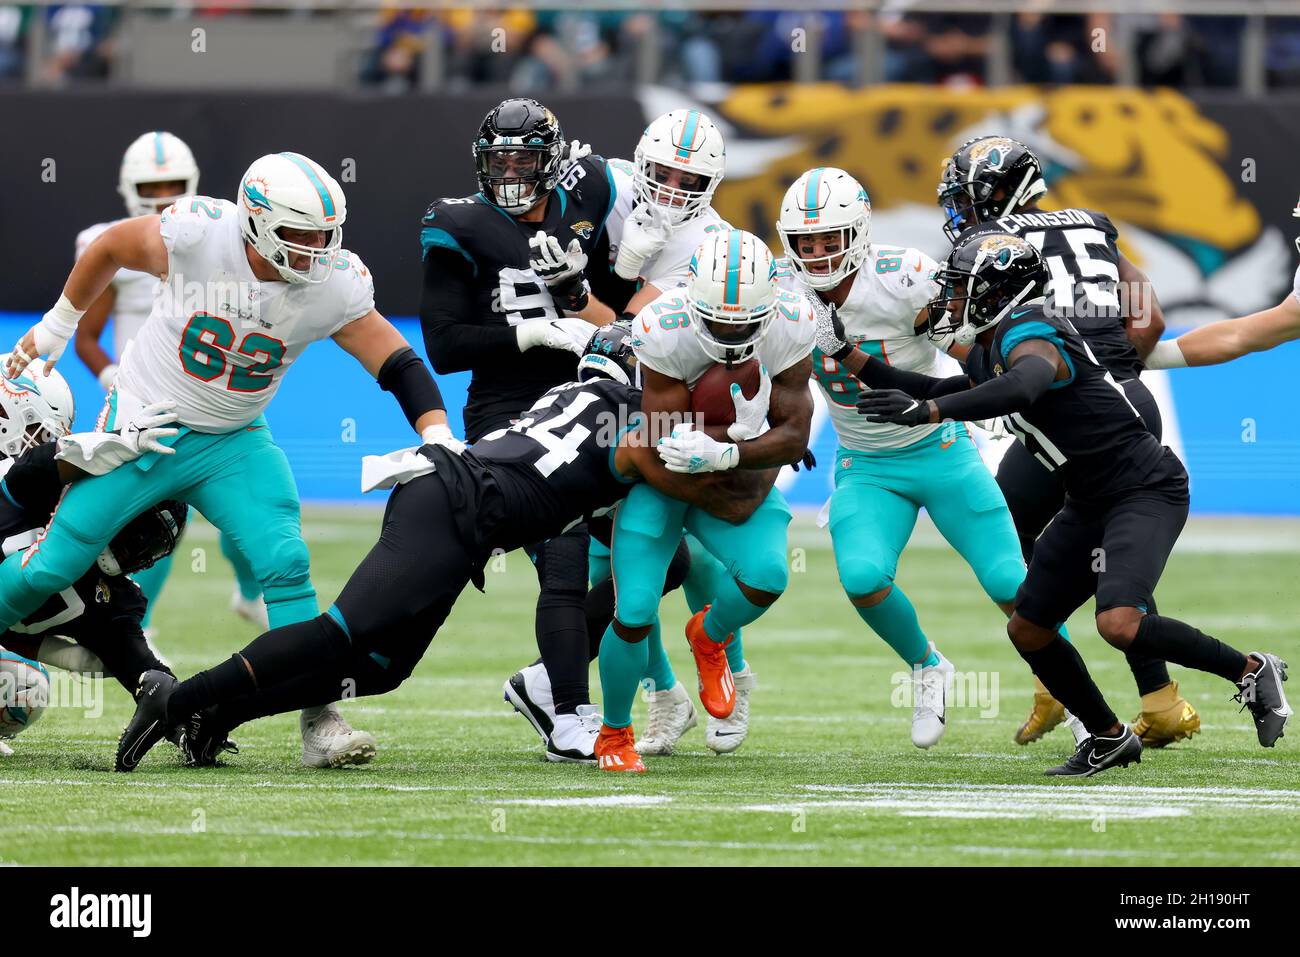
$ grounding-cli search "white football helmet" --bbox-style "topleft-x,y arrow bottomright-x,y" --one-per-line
118,131 -> 200,218
686,229 -> 777,364
777,167 -> 871,292
634,109 -> 726,226
0,359 -> 75,459
238,152 -> 346,285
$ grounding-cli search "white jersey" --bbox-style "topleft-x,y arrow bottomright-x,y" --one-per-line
1292,262 -> 1300,305
75,219 -> 160,357
784,244 -> 942,452
115,196 -> 374,433
605,157 -> 731,292
630,286 -> 816,389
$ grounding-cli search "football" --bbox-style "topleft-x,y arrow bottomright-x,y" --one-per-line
690,358 -> 762,440
0,651 -> 51,739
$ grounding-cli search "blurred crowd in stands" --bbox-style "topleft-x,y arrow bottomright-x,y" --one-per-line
4,4 -> 1300,92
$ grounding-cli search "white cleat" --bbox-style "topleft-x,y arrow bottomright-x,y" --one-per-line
706,666 -> 755,754
300,703 -> 376,768
0,739 -> 13,756
503,662 -> 555,745
636,681 -> 698,755
230,587 -> 270,630
547,704 -> 601,764
912,645 -> 954,749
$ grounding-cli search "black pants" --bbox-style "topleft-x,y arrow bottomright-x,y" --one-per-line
1016,453 -> 1189,631
998,377 -> 1163,562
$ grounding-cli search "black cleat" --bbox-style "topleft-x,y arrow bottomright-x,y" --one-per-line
179,707 -> 239,767
1235,653 -> 1292,747
1045,726 -> 1142,778
115,670 -> 178,772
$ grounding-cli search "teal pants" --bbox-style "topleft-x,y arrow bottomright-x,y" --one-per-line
829,428 -> 1025,665
599,484 -> 790,728
588,532 -> 748,688
0,419 -> 316,633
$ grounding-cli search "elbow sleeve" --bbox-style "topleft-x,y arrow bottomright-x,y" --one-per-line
378,347 -> 446,428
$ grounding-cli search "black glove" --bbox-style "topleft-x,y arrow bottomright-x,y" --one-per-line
791,448 -> 817,472
856,389 -> 932,426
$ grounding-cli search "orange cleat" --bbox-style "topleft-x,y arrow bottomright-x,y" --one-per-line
685,607 -> 735,719
596,723 -> 646,772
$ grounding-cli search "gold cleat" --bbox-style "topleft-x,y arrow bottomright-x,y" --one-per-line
1131,680 -> 1201,748
1015,675 -> 1065,745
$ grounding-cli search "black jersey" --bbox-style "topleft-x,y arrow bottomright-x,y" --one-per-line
429,377 -> 642,558
420,155 -> 634,442
0,445 -> 148,643
990,207 -> 1142,381
971,301 -> 1176,502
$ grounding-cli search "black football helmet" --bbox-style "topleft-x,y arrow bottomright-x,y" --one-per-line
577,323 -> 638,387
474,98 -> 567,216
926,227 -> 1047,346
937,136 -> 1047,241
96,500 -> 189,577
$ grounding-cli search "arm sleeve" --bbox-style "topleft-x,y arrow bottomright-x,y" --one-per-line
419,247 -> 519,375
853,355 -> 971,400
932,354 -> 1056,421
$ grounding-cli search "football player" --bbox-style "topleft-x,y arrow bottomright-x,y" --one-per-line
781,167 -> 1032,748
0,361 -> 186,753
3,151 -> 454,769
419,98 -> 633,764
113,327 -> 770,771
589,109 -> 759,755
855,229 -> 1290,776
595,229 -> 816,773
1145,194 -> 1300,370
72,131 -> 267,637
935,135 -> 1198,750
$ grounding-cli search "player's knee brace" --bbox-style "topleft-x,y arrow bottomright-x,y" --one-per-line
836,556 -> 892,602
535,529 -> 589,605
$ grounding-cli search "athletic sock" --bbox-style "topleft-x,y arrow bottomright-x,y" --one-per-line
168,613 -> 350,723
702,578 -> 766,642
1017,635 -> 1118,735
1130,614 -> 1248,684
1126,648 -> 1173,696
537,597 -> 589,715
643,620 -> 676,693
597,622 -> 649,729
724,633 -> 747,674
854,586 -> 930,666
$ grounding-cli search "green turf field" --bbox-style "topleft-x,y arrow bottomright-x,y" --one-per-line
3,508 -> 1298,866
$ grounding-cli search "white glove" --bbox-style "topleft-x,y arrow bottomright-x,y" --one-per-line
657,423 -> 739,474
54,400 -> 180,476
97,363 -> 119,391
614,203 -> 673,280
420,422 -> 466,455
528,231 -> 588,289
727,363 -> 772,442
516,318 -> 596,355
